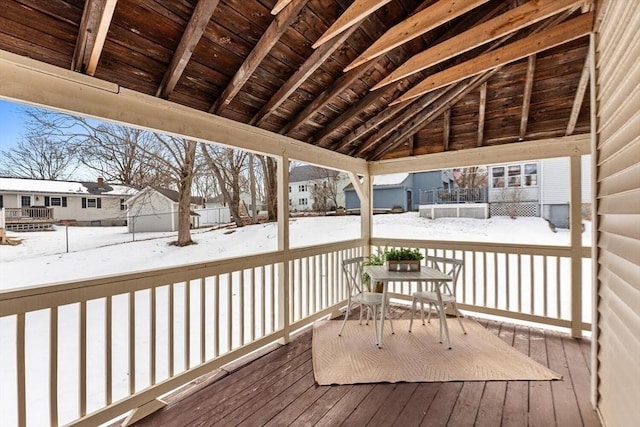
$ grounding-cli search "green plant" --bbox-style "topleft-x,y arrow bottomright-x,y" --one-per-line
360,249 -> 387,291
384,247 -> 424,261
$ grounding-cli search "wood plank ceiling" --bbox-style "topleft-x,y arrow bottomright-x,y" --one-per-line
0,0 -> 593,161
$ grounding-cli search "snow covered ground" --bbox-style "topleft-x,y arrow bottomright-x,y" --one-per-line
0,213 -> 591,290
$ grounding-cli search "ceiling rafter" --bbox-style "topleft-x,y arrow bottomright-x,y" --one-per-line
372,0 -> 583,91
72,0 -> 117,75
271,0 -> 293,15
371,8 -> 582,160
369,69 -> 500,160
477,81 -> 486,147
519,54 -> 537,140
209,0 -> 309,114
250,22 -> 361,126
566,48 -> 591,135
393,12 -> 594,105
443,106 -> 450,151
344,0 -> 490,72
156,0 -> 221,99
328,1 -> 507,154
312,0 -> 391,48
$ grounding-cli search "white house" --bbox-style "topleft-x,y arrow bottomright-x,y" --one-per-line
0,177 -> 137,228
488,155 -> 592,227
289,165 -> 350,212
126,187 -> 201,233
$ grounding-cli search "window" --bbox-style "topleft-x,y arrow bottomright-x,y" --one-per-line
288,186 -> 291,193
524,163 -> 537,186
0,195 -> 3,208
298,184 -> 309,192
120,198 -> 126,211
21,196 -> 31,207
299,198 -> 308,206
82,197 -> 101,208
508,165 -> 521,187
491,167 -> 505,188
50,197 -> 62,206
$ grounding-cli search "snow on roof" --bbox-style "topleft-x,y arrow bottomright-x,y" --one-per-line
373,173 -> 409,186
0,177 -> 136,196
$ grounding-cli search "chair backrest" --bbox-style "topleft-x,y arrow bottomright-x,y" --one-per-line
342,256 -> 366,295
424,256 -> 463,297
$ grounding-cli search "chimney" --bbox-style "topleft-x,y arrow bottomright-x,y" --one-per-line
97,177 -> 104,188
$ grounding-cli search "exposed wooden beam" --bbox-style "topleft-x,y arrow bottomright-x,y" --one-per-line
477,81 -> 486,147
407,134 -> 414,156
313,0 -> 391,49
443,106 -> 451,151
372,0 -> 582,90
519,54 -> 536,140
280,60 -> 379,135
330,3 -> 506,154
566,49 -> 591,135
210,0 -> 308,114
370,134 -> 591,175
156,0 -> 220,98
344,0 -> 490,72
371,69 -> 500,160
271,0 -> 293,15
72,0 -> 117,75
251,23 -> 360,126
393,12 -> 593,105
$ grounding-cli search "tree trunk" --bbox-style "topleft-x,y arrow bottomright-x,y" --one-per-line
249,153 -> 258,223
261,156 -> 277,221
175,140 -> 197,246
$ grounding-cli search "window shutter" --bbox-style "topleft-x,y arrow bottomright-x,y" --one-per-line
97,198 -> 102,208
62,197 -> 67,207
44,196 -> 50,206
82,197 -> 87,208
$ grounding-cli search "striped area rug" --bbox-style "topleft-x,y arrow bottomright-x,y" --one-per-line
312,318 -> 561,385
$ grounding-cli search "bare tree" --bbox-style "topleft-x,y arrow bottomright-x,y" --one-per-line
201,144 -> 247,227
260,155 -> 278,221
454,166 -> 487,188
0,132 -> 76,179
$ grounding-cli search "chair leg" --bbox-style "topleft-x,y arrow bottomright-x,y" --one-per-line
452,302 -> 467,334
409,298 -> 417,332
338,303 -> 351,336
372,305 -> 379,346
420,299 -> 425,325
359,304 -> 364,325
426,302 -> 433,324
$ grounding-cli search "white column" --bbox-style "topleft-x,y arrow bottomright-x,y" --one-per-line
570,154 -> 582,338
277,155 -> 290,344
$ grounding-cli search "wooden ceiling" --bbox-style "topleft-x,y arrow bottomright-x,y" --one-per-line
0,0 -> 593,161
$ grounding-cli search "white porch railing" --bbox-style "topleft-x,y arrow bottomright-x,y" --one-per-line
0,237 -> 591,427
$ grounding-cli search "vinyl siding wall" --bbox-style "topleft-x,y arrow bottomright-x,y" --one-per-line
594,2 -> 640,426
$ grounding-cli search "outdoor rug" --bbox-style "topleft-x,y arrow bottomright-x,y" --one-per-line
312,318 -> 561,385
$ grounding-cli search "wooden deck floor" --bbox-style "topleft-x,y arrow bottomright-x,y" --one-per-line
132,308 -> 600,427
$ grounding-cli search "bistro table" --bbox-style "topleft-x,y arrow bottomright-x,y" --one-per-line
363,265 -> 453,348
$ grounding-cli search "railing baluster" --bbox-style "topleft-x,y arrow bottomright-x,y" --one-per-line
227,273 -> 232,351
543,255 -> 548,317
556,256 -> 562,318
250,268 -> 256,342
517,254 -> 522,313
17,313 -> 26,427
493,252 -> 498,308
50,307 -> 58,427
239,271 -> 245,346
128,292 -> 135,395
79,301 -> 87,417
472,251 -> 477,306
168,285 -> 174,378
214,275 -> 219,358
482,252 -> 487,306
305,257 -> 311,317
506,254 -> 510,312
185,281 -> 191,370
150,288 -> 156,385
261,267 -> 266,336
200,278 -> 205,364
296,259 -> 302,321
270,265 -> 275,331
530,254 -> 535,314
106,296 -> 112,405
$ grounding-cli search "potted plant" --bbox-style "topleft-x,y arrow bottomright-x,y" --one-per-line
384,247 -> 424,271
361,249 -> 386,293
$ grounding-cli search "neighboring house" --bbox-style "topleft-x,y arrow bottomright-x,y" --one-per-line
289,165 -> 350,212
126,187 -> 201,233
0,176 -> 136,229
488,156 -> 592,227
344,170 -> 455,212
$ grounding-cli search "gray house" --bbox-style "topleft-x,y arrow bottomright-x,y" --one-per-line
344,170 -> 455,212
126,187 -> 201,232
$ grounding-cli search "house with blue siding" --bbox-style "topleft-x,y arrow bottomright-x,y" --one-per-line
344,170 -> 455,212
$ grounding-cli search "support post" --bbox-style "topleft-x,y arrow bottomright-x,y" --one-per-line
277,155 -> 291,344
570,154 -> 582,338
120,399 -> 167,426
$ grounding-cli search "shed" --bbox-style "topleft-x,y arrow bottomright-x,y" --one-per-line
126,187 -> 199,233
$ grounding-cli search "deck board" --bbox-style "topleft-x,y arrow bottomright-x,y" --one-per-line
132,312 -> 599,427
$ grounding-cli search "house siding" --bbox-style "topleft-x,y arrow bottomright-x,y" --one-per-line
595,2 -> 640,426
127,190 -> 177,232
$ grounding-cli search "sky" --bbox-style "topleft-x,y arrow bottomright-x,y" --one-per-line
0,99 -> 29,151
0,214 -> 593,426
